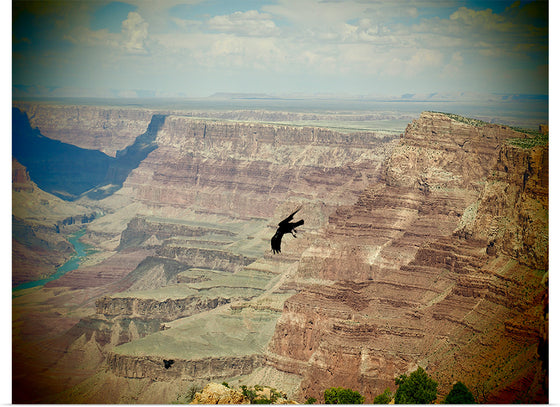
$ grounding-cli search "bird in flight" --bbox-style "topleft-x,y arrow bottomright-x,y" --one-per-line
271,206 -> 304,254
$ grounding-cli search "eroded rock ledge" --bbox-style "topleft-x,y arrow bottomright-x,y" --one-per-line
107,352 -> 263,381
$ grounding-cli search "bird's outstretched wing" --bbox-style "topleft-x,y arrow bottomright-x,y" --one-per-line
278,205 -> 302,226
271,230 -> 283,254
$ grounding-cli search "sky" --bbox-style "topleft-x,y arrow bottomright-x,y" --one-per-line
11,0 -> 549,99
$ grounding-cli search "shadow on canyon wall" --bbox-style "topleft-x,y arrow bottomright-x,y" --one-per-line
12,107 -> 165,200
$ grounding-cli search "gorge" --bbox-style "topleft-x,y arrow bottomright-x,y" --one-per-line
12,101 -> 548,403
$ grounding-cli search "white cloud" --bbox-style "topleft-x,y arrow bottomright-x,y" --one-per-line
60,10 -> 150,55
14,0 -> 548,97
122,11 -> 149,54
450,6 -> 514,32
207,10 -> 279,37
441,51 -> 464,78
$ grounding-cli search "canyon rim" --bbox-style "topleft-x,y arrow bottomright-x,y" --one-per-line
12,100 -> 548,404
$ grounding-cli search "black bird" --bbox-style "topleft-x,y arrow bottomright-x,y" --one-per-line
271,207 -> 304,254
163,359 -> 174,369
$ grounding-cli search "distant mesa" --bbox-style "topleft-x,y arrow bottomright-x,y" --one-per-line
208,92 -> 281,100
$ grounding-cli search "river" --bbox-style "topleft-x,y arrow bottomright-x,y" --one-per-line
13,228 -> 91,292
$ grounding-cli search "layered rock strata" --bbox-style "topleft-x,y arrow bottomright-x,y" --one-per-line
126,116 -> 394,218
266,112 -> 547,403
12,102 -> 397,404
107,353 -> 263,381
12,104 -> 546,404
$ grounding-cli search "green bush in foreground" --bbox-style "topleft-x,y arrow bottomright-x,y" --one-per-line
443,382 -> 475,404
373,387 -> 394,404
394,367 -> 438,404
324,387 -> 365,404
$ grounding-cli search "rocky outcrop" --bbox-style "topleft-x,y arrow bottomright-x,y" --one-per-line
96,295 -> 231,321
65,315 -> 164,348
107,353 -> 263,382
154,247 -> 255,273
192,382 -> 249,404
385,112 -> 523,191
12,159 -> 33,192
118,216 -> 235,250
190,382 -> 297,404
266,112 -> 548,403
456,142 -> 548,270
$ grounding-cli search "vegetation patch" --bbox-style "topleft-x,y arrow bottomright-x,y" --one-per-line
507,132 -> 548,148
324,387 -> 365,404
430,111 -> 489,127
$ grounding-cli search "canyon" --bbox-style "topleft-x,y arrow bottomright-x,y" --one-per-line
12,102 -> 547,403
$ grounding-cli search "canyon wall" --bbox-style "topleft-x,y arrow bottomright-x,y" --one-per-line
266,112 -> 548,403
12,103 -> 547,404
123,115 -> 394,219
12,101 -> 397,403
13,102 -> 155,157
12,157 -> 96,286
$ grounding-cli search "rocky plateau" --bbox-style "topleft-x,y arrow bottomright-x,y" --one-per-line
12,102 -> 547,404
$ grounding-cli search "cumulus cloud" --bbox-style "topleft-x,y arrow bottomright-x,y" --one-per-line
122,11 -> 149,54
207,10 -> 279,37
450,6 -> 515,32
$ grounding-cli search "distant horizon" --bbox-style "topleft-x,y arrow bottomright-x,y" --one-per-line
12,88 -> 550,102
12,91 -> 548,131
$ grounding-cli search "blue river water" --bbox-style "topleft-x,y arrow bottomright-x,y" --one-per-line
13,228 -> 90,292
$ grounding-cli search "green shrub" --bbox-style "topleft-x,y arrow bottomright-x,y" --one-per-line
241,385 -> 257,403
507,133 -> 548,148
444,382 -> 475,404
305,397 -> 317,404
394,367 -> 438,404
324,387 -> 364,404
373,388 -> 393,404
241,384 -> 286,404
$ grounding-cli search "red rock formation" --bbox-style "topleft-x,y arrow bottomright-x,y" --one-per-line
457,142 -> 548,270
267,112 -> 547,403
125,116 -> 394,219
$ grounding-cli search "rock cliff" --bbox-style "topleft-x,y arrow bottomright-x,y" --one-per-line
124,115 -> 394,219
13,102 -> 155,157
456,141 -> 548,270
266,112 -> 547,403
